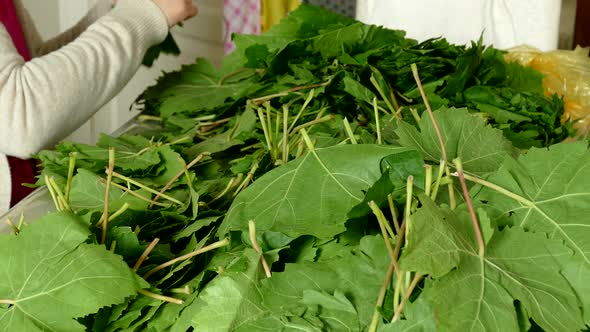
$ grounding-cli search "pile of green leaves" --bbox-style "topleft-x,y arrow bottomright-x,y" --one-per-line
1,4 -> 588,332
137,5 -> 572,149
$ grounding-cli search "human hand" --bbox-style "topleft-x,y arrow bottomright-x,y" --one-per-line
152,0 -> 198,27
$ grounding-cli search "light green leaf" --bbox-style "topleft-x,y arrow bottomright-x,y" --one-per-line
478,141 -> 590,325
220,144 -> 407,239
69,169 -> 150,212
175,235 -> 390,331
301,290 -> 360,331
140,59 -> 260,118
0,213 -> 145,332
395,107 -> 516,174
378,298 -> 436,332
58,138 -> 161,173
406,197 -> 583,331
400,194 -> 461,278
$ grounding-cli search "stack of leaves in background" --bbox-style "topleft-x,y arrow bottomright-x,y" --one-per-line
1,4 -> 588,332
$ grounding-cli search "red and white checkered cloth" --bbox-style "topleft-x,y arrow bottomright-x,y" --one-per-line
224,0 -> 261,54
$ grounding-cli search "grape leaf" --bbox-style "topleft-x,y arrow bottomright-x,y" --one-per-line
399,194 -> 461,278
395,107 -> 517,174
182,235 -> 391,331
69,169 -> 151,212
378,298 -> 436,332
138,59 -> 261,118
0,213 -> 145,332
142,33 -> 180,67
220,145 -> 408,239
478,141 -> 590,324
57,139 -> 161,173
402,196 -> 583,332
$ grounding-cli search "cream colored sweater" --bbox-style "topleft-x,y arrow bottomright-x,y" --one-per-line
0,0 -> 169,214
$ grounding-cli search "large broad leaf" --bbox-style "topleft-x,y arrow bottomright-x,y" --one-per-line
477,141 -> 590,323
138,59 -> 261,118
57,136 -> 161,173
0,213 -> 145,332
180,235 -> 391,331
70,169 -> 151,212
395,107 -> 517,174
220,144 -> 407,239
401,196 -> 583,332
378,298 -> 436,332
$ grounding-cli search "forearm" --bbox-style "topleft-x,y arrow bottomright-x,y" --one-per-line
0,0 -> 168,158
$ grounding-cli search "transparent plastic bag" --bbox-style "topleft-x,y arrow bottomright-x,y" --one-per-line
506,46 -> 590,138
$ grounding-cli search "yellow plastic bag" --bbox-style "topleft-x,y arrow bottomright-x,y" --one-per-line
506,46 -> 590,138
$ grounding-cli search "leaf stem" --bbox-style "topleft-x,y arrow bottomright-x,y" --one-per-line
249,220 -> 272,278
65,152 -> 77,203
369,262 -> 395,332
430,160 -> 446,202
387,194 -> 400,233
445,166 -> 456,209
393,273 -> 404,316
108,203 -> 129,222
282,105 -> 289,164
266,103 -> 274,159
101,148 -> 115,244
256,105 -> 272,152
343,117 -> 358,144
369,201 -> 402,278
456,173 -> 534,207
288,89 -> 315,133
134,238 -> 160,271
424,165 -> 433,196
409,108 -> 421,124
389,84 -> 401,115
137,289 -> 184,305
208,176 -> 239,205
290,115 -> 335,136
250,81 -> 330,105
370,74 -> 396,115
233,162 -> 259,197
300,128 -> 315,152
392,273 -> 424,321
373,97 -> 382,144
405,176 -> 414,224
169,286 -> 192,295
45,176 -> 61,211
105,180 -> 168,207
144,238 -> 230,279
274,107 -> 281,160
5,219 -> 18,235
411,63 -> 447,163
137,115 -> 162,122
218,68 -> 251,85
110,171 -> 183,205
0,299 -> 16,305
150,152 -> 211,207
454,158 -> 485,256
47,177 -> 70,212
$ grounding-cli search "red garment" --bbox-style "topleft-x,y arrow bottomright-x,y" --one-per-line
574,0 -> 590,48
1,0 -> 37,206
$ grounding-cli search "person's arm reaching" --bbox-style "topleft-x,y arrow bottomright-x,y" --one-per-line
0,0 -> 170,159
15,0 -> 113,57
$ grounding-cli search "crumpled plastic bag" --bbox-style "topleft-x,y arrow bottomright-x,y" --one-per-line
505,46 -> 590,138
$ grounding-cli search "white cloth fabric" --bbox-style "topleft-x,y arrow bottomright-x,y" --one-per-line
356,0 -> 562,51
0,0 -> 169,215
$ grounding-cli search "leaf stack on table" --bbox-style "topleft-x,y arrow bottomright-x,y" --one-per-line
2,4 -> 589,332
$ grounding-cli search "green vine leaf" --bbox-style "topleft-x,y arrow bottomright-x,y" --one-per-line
220,145 -> 408,239
403,196 -> 583,332
395,107 -> 517,174
478,141 -> 590,324
0,213 -> 146,331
